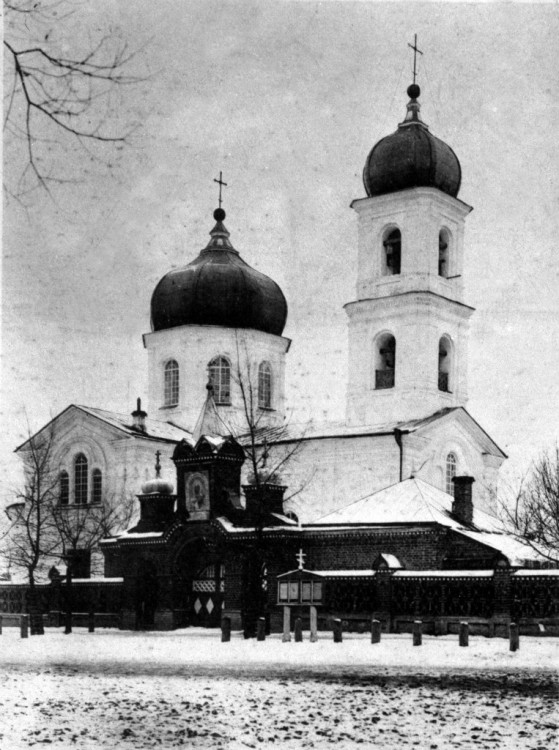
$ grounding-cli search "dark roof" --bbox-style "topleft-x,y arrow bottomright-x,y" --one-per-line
151,212 -> 288,336
363,88 -> 461,199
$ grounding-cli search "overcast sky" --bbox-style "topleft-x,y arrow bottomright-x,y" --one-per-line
2,0 -> 559,497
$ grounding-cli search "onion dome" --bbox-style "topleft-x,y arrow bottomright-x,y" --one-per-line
141,451 -> 174,496
151,209 -> 288,336
363,84 -> 461,199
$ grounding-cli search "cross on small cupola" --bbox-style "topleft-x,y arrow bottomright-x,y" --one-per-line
296,548 -> 306,571
155,450 -> 161,478
213,170 -> 228,210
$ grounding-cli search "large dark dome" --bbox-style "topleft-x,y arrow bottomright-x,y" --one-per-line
151,211 -> 288,336
363,86 -> 461,199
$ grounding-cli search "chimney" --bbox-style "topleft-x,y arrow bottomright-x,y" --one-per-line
131,397 -> 147,433
452,476 -> 475,525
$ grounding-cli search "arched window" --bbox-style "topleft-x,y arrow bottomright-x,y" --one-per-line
375,333 -> 396,389
445,453 -> 457,495
382,228 -> 401,276
439,229 -> 450,278
92,469 -> 102,504
164,360 -> 179,407
208,356 -> 231,405
258,361 -> 272,408
438,336 -> 452,393
74,454 -> 88,505
59,471 -> 69,506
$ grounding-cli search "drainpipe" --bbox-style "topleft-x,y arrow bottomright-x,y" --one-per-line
394,428 -> 405,482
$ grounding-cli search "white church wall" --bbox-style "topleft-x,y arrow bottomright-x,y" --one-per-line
144,324 -> 290,433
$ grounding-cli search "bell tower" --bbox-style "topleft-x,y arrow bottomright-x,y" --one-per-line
346,82 -> 474,426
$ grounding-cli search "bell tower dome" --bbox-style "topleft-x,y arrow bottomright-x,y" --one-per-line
346,83 -> 474,426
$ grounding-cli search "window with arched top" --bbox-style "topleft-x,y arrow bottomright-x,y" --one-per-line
208,356 -> 231,405
438,336 -> 452,393
92,469 -> 102,504
74,454 -> 88,505
163,360 -> 179,407
439,229 -> 450,278
374,333 -> 396,389
59,471 -> 69,506
382,228 -> 401,276
445,452 -> 457,495
258,361 -> 272,409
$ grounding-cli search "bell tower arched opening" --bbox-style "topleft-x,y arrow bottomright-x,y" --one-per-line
374,333 -> 396,390
382,228 -> 401,276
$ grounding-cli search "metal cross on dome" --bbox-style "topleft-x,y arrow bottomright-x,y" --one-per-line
213,170 -> 228,209
408,34 -> 423,85
296,548 -> 306,571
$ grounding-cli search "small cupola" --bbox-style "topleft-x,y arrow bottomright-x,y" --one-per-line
132,451 -> 176,533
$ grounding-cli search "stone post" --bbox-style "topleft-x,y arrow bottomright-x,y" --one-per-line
0,615 -> 3,635
509,622 -> 519,652
64,611 -> 72,635
294,617 -> 303,642
88,610 -> 95,633
309,606 -> 318,643
413,620 -> 422,646
333,618 -> 343,643
371,619 -> 381,644
257,617 -> 266,641
459,622 -> 469,647
282,606 -> 291,643
221,616 -> 231,643
20,614 -> 29,639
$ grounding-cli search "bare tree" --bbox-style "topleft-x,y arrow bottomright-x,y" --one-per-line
3,425 -> 60,634
498,445 -> 559,564
3,0 -> 146,201
51,491 -> 136,633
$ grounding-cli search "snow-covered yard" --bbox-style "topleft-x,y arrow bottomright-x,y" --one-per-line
0,628 -> 557,749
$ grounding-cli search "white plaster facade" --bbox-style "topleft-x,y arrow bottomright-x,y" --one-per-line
144,324 -> 291,433
346,188 -> 474,426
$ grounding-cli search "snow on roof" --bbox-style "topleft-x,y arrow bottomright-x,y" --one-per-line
394,570 -> 495,578
277,569 -> 376,578
72,577 -> 123,584
78,406 -> 193,443
376,553 -> 403,569
311,477 -> 545,566
514,568 -> 559,577
216,517 -> 302,534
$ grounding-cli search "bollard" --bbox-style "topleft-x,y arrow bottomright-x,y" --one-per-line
309,606 -> 318,643
88,610 -> 95,633
256,617 -> 266,641
282,606 -> 291,643
459,622 -> 469,647
413,620 -> 422,646
294,617 -> 303,642
64,611 -> 72,635
371,619 -> 381,644
509,622 -> 519,652
20,614 -> 29,639
221,616 -> 231,643
333,618 -> 343,643
0,615 -> 2,635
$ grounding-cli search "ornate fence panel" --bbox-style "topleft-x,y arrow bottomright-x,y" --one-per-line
511,573 -> 559,620
389,573 -> 494,619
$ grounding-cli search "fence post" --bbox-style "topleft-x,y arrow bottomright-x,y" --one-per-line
333,618 -> 343,643
294,617 -> 303,642
413,620 -> 422,646
509,622 -> 519,652
0,615 -> 2,635
88,610 -> 95,633
20,614 -> 29,639
221,616 -> 231,643
459,622 -> 469,647
309,606 -> 318,643
282,606 -> 291,643
64,611 -> 72,635
371,618 -> 381,644
256,617 -> 266,641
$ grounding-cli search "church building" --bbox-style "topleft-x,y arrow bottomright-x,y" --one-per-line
14,78 -> 557,634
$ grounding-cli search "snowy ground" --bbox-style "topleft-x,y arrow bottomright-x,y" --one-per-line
0,628 -> 557,749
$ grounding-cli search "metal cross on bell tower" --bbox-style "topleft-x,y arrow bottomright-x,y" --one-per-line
296,548 -> 306,571
408,34 -> 423,85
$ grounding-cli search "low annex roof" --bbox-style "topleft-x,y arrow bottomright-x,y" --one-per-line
310,477 -> 543,566
15,404 -> 193,451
